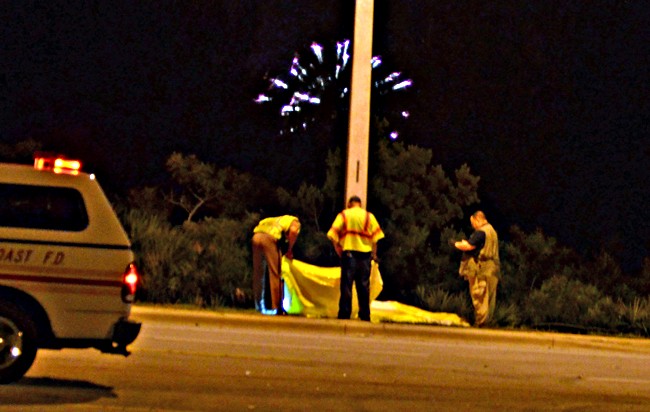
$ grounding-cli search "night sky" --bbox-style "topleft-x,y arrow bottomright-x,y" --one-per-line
2,1 -> 648,271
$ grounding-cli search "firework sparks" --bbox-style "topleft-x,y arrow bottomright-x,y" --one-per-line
256,39 -> 412,138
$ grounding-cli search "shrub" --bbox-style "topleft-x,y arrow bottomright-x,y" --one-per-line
121,208 -> 193,303
491,302 -> 521,328
500,226 -> 580,305
617,297 -> 650,336
121,208 -> 257,307
522,275 -> 621,332
181,215 -> 258,307
415,286 -> 472,321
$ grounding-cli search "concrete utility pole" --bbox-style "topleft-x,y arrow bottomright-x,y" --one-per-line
345,0 -> 374,206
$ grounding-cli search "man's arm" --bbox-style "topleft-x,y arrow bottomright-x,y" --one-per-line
455,231 -> 485,252
327,213 -> 344,258
285,220 -> 300,259
331,239 -> 343,258
454,240 -> 476,252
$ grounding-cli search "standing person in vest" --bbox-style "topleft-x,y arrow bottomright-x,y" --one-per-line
454,211 -> 500,327
327,196 -> 385,321
252,215 -> 300,313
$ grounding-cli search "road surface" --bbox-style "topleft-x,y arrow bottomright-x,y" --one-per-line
1,306 -> 649,411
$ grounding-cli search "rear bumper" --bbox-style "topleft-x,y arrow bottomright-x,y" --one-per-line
99,318 -> 141,356
42,318 -> 141,356
112,318 -> 141,347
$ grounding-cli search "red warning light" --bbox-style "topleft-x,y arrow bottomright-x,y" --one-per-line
33,152 -> 82,175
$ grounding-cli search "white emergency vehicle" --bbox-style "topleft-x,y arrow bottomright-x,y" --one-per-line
0,154 -> 141,384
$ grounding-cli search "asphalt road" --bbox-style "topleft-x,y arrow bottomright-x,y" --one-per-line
1,305 -> 649,411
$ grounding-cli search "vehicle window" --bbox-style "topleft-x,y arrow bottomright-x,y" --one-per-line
0,183 -> 89,231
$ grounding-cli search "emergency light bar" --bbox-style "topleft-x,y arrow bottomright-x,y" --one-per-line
34,153 -> 82,175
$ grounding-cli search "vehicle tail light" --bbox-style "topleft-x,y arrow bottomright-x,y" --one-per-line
121,263 -> 140,303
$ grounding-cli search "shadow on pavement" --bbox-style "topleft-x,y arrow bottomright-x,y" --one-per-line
0,377 -> 116,405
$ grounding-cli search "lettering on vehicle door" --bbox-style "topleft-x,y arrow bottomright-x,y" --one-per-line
0,248 -> 65,265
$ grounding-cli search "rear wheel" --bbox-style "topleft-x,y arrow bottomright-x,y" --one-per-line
0,301 -> 38,384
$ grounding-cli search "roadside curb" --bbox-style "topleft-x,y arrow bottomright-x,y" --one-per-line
131,305 -> 650,354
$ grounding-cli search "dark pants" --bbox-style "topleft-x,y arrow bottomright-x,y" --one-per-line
338,251 -> 371,321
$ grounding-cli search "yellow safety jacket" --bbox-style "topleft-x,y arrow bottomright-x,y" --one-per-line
253,215 -> 300,240
327,206 -> 384,252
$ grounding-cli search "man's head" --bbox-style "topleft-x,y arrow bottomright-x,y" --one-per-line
347,195 -> 362,208
470,210 -> 487,229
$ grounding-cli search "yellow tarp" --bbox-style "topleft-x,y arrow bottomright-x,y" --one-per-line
281,257 -> 469,327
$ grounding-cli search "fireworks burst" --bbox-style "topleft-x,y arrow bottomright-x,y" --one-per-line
256,39 -> 413,139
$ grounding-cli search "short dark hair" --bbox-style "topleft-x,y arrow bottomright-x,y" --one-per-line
348,195 -> 362,205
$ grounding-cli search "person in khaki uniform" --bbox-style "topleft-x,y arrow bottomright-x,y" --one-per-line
252,215 -> 300,313
454,211 -> 500,327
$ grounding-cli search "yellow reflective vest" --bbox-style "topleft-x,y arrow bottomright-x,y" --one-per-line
327,206 -> 384,253
253,215 -> 300,240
